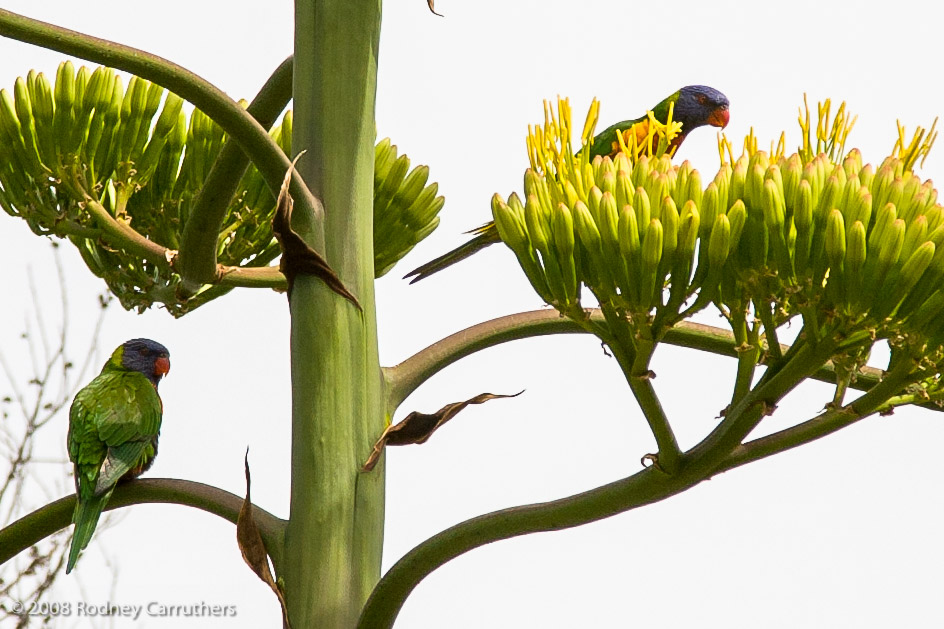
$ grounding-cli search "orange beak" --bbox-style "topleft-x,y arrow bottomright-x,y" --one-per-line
708,106 -> 730,129
154,356 -> 171,377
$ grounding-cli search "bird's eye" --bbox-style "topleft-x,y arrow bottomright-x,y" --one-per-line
696,94 -> 708,105
139,348 -> 148,356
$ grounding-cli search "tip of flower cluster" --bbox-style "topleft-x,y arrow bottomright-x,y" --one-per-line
719,94 -> 936,177
525,96 -> 683,180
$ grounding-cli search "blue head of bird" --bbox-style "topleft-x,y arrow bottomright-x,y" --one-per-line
117,338 -> 170,387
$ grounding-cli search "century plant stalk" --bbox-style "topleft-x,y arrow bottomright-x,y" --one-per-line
283,1 -> 385,627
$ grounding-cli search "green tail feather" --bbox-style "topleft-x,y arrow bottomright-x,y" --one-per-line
66,492 -> 109,574
404,224 -> 501,283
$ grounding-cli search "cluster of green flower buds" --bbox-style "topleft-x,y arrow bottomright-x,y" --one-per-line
373,138 -> 445,277
493,97 -> 944,361
0,62 -> 444,313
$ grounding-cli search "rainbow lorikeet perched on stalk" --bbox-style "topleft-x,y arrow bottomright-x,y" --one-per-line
66,338 -> 170,574
404,85 -> 730,283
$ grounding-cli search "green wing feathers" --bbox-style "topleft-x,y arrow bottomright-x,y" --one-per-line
66,368 -> 162,573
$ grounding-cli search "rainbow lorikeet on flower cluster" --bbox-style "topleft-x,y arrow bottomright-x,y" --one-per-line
404,85 -> 730,283
66,338 -> 170,574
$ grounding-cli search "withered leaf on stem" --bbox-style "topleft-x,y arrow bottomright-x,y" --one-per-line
237,450 -> 291,629
271,154 -> 362,310
362,391 -> 523,471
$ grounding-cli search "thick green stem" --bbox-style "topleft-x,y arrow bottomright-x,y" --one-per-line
0,479 -> 285,570
283,2 -> 383,628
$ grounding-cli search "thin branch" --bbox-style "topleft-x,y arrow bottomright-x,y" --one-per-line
685,338 -> 838,465
78,193 -> 170,266
383,309 -> 892,412
0,478 -> 287,571
177,56 -> 294,295
217,264 -> 286,289
598,306 -> 681,474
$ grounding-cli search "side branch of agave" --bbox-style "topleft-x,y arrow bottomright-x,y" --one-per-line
0,62 -> 444,315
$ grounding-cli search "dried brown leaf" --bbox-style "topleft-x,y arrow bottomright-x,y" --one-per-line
272,153 -> 361,310
237,451 -> 291,629
362,391 -> 522,471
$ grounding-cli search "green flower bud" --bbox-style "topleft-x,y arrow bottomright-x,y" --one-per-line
729,156 -> 749,207
870,164 -> 896,209
781,153 -> 802,209
631,153 -> 651,187
524,168 -> 543,199
746,163 -> 766,210
685,168 -> 703,214
901,214 -> 928,261
598,191 -> 621,260
864,218 -> 904,298
12,78 -> 44,174
898,241 -> 944,319
587,185 -> 603,224
795,179 -> 813,232
492,193 -> 526,252
858,163 -> 874,192
708,213 -> 732,268
748,150 -> 770,173
666,202 -> 700,313
552,202 -> 579,306
639,218 -> 664,309
615,170 -> 634,214
600,170 -> 616,198
644,171 -> 669,218
825,209 -> 846,267
846,220 -> 867,276
53,60 -> 76,155
617,204 -> 641,304
817,174 -> 842,215
525,193 -> 551,254
867,203 -> 898,253
700,182 -> 720,238
764,178 -> 793,280
660,195 -> 680,270
726,199 -> 748,254
674,160 -> 692,206
875,240 -> 935,319
633,186 -> 651,229
713,162 -> 731,209
828,163 -> 847,190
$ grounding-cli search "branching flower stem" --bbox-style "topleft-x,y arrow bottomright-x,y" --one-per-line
384,309 -> 889,412
358,342 -> 915,629
363,315 -> 918,629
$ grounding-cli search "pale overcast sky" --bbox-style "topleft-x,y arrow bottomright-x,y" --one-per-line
2,1 -> 944,627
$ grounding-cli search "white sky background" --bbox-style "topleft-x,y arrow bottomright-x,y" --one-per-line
2,0 -> 944,627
